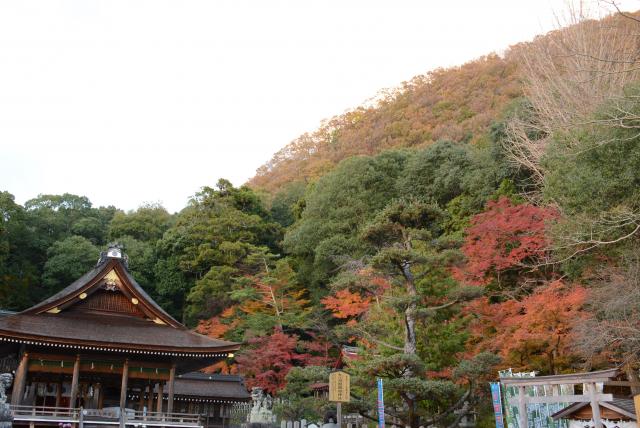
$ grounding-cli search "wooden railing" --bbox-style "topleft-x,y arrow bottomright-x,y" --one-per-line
129,409 -> 202,426
10,404 -> 202,427
11,404 -> 79,422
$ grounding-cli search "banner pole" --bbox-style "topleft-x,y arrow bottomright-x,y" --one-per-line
377,378 -> 385,428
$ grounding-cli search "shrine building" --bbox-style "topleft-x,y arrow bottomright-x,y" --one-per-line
0,246 -> 245,428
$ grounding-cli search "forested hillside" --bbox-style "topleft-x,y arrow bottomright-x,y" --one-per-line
3,8 -> 640,428
249,53 -> 522,193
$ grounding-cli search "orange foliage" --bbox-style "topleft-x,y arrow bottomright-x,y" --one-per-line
250,53 -> 523,193
465,281 -> 588,373
196,306 -> 238,339
203,360 -> 238,375
238,272 -> 309,324
321,289 -> 371,319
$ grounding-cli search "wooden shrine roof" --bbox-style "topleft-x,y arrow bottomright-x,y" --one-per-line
171,372 -> 251,401
25,253 -> 180,326
0,248 -> 239,356
0,311 -> 238,355
552,399 -> 637,421
499,368 -> 620,386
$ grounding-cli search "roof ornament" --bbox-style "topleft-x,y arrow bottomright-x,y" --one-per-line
96,243 -> 130,269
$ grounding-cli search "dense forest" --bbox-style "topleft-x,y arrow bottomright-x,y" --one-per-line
4,8 -> 640,428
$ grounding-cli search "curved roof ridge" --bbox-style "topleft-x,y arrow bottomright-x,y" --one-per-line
23,253 -> 182,328
23,262 -> 107,314
118,262 -> 182,327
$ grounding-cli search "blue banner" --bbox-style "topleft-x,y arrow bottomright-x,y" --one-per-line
377,378 -> 385,428
490,382 -> 505,428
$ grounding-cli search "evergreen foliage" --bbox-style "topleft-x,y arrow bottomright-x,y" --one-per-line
5,11 -> 640,427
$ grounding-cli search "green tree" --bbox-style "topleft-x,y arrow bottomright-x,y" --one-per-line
275,366 -> 331,421
117,236 -> 157,292
270,181 -> 307,227
362,200 -> 444,355
158,179 -> 281,324
284,150 -> 411,290
153,255 -> 190,321
541,84 -> 640,266
398,140 -> 472,206
0,191 -> 40,309
42,236 -> 99,294
230,252 -> 311,336
108,203 -> 172,242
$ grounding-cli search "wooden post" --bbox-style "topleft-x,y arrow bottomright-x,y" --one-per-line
69,355 -> 81,408
517,385 -> 527,428
589,382 -> 603,428
167,364 -> 176,414
119,359 -> 129,409
156,382 -> 164,414
98,383 -> 105,409
55,381 -> 62,408
337,402 -> 342,428
119,359 -> 129,428
138,386 -> 145,411
11,351 -> 29,406
147,384 -> 153,413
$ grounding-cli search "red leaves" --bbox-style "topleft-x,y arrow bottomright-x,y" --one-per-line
196,306 -> 238,338
236,330 -> 308,394
455,197 -> 559,285
465,280 -> 587,372
321,289 -> 371,319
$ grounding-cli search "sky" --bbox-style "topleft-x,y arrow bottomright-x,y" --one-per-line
0,0 -> 632,213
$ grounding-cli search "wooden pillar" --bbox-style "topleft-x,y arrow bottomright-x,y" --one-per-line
589,382 -> 603,428
55,381 -> 62,409
167,364 -> 176,414
156,383 -> 163,413
98,383 -> 105,409
69,355 -> 80,408
119,360 -> 129,428
11,351 -> 29,406
119,359 -> 129,409
138,386 -> 145,411
147,384 -> 153,412
517,385 -> 528,428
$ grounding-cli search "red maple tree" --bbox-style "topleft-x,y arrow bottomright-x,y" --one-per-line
301,332 -> 337,367
455,197 -> 559,286
236,329 -> 309,394
465,280 -> 587,374
321,289 -> 371,319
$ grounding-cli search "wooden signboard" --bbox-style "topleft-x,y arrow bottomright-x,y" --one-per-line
329,371 -> 350,403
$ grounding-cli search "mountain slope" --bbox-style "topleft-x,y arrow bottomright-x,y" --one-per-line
249,51 -> 524,193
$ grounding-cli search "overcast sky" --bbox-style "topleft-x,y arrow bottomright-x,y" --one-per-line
0,1 -> 632,212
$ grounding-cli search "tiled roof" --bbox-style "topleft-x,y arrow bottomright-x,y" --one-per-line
172,372 -> 250,400
552,399 -> 637,420
0,311 -> 238,352
0,253 -> 239,355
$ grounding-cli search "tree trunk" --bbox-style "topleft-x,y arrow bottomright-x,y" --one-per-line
400,259 -> 419,428
401,261 -> 418,355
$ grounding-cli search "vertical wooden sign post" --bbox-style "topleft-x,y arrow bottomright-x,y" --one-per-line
329,371 -> 351,428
